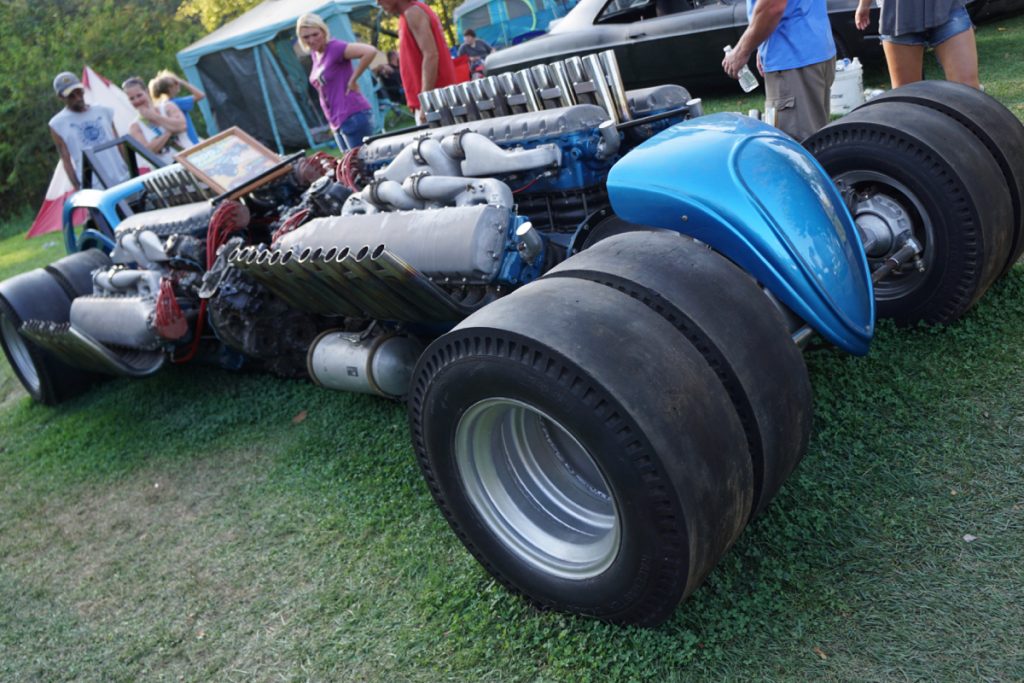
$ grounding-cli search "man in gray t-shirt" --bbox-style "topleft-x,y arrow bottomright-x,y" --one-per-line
49,71 -> 130,191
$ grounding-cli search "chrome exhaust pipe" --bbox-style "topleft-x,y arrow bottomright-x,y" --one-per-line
551,61 -> 577,108
497,72 -> 527,114
364,245 -> 451,319
344,245 -> 423,320
296,248 -> 365,317
362,244 -> 444,318
563,56 -> 592,105
469,79 -> 495,118
513,69 -> 542,112
325,246 -> 383,317
334,247 -> 408,319
456,82 -> 481,121
599,50 -> 631,122
530,64 -> 560,109
260,249 -> 319,312
582,53 -> 619,123
305,247 -> 368,318
483,76 -> 512,117
276,249 -> 340,315
369,247 -> 469,320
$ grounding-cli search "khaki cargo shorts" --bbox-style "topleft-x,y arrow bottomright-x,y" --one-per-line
764,57 -> 836,141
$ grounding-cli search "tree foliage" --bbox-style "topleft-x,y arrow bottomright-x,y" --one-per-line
0,0 -> 204,223
176,0 -> 261,31
0,0 -> 467,225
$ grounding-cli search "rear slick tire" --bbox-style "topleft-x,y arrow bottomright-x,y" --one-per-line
409,275 -> 754,626
44,248 -> 111,299
0,268 -> 100,405
806,101 -> 1013,325
856,81 -> 1024,276
548,231 -> 812,519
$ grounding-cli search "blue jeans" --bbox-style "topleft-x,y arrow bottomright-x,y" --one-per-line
880,6 -> 973,47
334,109 -> 374,151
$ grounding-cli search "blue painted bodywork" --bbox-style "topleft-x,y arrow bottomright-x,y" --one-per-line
62,178 -> 147,253
607,113 -> 874,355
498,215 -> 545,286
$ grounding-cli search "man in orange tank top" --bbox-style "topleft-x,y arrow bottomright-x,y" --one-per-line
377,0 -> 457,123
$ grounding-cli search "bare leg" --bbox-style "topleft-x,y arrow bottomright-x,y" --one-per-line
935,29 -> 980,88
882,41 -> 926,88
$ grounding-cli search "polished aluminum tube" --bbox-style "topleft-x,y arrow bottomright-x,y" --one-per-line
273,250 -> 338,314
551,61 -> 577,107
456,82 -> 481,121
530,64 -> 560,109
513,69 -> 542,112
496,73 -> 527,113
482,76 -> 512,117
324,247 -> 380,316
428,89 -> 455,126
336,246 -> 418,320
302,248 -> 367,318
469,79 -> 494,118
599,50 -> 631,122
360,244 -> 442,318
256,250 -> 315,310
564,56 -> 592,105
369,247 -> 472,320
295,248 -> 365,317
307,330 -> 424,398
583,53 -> 619,123
441,86 -> 466,123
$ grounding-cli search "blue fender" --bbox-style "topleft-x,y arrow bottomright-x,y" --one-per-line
607,113 -> 874,355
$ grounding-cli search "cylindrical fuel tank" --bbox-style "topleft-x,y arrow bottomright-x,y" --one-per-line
307,330 -> 424,398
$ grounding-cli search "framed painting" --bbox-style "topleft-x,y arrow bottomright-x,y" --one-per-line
174,127 -> 290,200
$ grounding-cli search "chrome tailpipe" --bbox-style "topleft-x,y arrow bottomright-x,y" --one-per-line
419,49 -> 632,127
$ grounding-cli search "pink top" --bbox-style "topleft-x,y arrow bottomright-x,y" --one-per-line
310,39 -> 371,130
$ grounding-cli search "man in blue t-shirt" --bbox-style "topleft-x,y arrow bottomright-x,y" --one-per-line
722,0 -> 836,141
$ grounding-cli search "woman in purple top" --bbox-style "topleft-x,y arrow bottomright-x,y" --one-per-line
296,13 -> 378,151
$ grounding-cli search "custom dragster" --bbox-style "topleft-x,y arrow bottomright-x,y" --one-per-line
2,52 -> 1022,626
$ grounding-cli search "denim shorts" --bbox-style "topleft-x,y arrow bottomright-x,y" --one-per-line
880,5 -> 973,47
334,109 -> 374,151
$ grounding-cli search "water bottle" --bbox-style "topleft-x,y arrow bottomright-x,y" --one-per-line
723,45 -> 759,93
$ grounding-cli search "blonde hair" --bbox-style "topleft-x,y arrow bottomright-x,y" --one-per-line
295,13 -> 330,53
149,69 -> 179,102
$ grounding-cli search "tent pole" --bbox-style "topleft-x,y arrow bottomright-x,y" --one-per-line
261,43 -> 317,150
254,46 -> 285,154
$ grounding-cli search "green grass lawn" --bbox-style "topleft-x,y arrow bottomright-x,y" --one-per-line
2,17 -> 1024,682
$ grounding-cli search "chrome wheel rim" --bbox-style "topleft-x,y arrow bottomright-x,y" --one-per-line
454,398 -> 620,579
1,313 -> 40,393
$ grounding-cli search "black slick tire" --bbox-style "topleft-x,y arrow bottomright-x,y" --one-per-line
547,231 -> 812,518
806,100 -> 1013,324
44,248 -> 112,298
856,80 -> 1024,277
0,268 -> 100,405
409,275 -> 753,626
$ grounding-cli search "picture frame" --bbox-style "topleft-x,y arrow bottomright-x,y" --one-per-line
174,126 -> 290,200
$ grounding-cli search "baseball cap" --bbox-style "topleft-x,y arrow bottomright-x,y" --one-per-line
53,71 -> 84,97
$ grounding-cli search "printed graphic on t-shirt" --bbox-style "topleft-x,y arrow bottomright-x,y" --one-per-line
69,117 -> 109,146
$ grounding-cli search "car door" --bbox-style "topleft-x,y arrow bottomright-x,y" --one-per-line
618,0 -> 746,89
